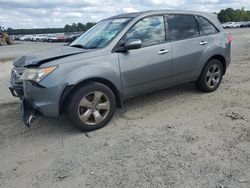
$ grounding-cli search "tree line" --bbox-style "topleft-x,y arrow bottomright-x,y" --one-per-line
1,22 -> 96,35
218,8 -> 250,23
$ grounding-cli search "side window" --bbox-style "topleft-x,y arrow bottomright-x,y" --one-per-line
125,16 -> 166,47
197,16 -> 218,36
168,14 -> 199,41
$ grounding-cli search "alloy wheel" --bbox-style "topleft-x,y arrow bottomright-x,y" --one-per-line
206,64 -> 221,89
78,91 -> 110,125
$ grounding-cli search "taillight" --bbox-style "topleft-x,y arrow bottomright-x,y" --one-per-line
227,33 -> 232,43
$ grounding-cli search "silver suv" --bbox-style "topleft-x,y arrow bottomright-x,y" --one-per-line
10,10 -> 231,131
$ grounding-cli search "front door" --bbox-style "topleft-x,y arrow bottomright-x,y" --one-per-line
118,15 -> 173,97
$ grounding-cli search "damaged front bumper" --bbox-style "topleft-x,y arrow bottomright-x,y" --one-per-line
9,86 -> 41,128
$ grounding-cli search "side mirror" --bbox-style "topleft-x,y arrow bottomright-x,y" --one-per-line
124,39 -> 142,51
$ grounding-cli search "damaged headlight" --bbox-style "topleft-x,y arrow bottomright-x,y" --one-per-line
20,66 -> 57,82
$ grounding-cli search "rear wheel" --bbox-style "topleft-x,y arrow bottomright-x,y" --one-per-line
67,82 -> 116,131
195,59 -> 223,92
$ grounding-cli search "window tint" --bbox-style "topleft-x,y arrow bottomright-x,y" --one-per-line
168,15 -> 199,41
125,16 -> 166,47
197,16 -> 218,36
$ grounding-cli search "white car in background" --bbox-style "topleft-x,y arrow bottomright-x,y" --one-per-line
19,35 -> 33,41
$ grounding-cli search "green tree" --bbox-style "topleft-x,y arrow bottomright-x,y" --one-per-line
77,23 -> 85,31
64,24 -> 71,33
85,22 -> 95,31
218,7 -> 250,23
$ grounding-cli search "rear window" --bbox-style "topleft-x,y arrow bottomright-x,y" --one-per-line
197,16 -> 218,36
168,14 -> 199,41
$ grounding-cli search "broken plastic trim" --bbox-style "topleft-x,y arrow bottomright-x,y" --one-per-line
20,98 -> 41,128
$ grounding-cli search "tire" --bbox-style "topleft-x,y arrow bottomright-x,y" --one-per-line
195,59 -> 223,92
67,82 -> 116,132
5,36 -> 13,45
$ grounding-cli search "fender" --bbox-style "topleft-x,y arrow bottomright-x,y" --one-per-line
64,63 -> 122,92
198,34 -> 228,74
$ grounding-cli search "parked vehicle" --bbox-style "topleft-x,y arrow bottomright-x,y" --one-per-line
10,10 -> 232,131
222,21 -> 250,29
19,35 -> 33,41
45,35 -> 57,42
30,35 -> 47,42
65,33 -> 82,43
239,21 -> 250,28
56,35 -> 65,42
38,35 -> 48,42
12,35 -> 22,41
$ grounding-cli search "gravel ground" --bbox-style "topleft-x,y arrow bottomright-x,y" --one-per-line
0,29 -> 249,188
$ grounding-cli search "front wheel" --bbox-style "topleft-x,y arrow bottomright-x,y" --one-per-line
67,82 -> 116,132
195,59 -> 223,92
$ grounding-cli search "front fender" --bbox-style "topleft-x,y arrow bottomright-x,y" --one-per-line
66,63 -> 122,90
40,53 -> 122,90
39,53 -> 123,113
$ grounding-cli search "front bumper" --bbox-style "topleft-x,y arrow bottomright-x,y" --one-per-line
10,81 -> 64,117
9,80 -> 65,128
9,66 -> 64,128
9,85 -> 40,127
23,81 -> 64,117
9,86 -> 23,98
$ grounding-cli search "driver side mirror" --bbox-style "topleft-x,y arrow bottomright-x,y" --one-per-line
115,39 -> 142,52
124,39 -> 142,50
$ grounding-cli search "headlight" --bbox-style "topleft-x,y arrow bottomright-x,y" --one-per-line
20,66 -> 57,82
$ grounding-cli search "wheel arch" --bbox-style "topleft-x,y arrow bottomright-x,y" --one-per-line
206,55 -> 227,75
59,77 -> 123,114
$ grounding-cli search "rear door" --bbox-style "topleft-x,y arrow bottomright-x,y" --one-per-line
118,15 -> 173,97
167,14 -> 208,83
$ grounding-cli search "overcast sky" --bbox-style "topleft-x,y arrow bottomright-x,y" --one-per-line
0,0 -> 250,29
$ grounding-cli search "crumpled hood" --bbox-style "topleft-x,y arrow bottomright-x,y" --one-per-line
13,46 -> 88,67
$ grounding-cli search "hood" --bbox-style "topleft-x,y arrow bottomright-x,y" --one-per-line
13,46 -> 89,67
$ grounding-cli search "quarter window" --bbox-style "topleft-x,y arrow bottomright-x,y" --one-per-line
168,15 -> 199,41
197,16 -> 218,36
125,16 -> 166,47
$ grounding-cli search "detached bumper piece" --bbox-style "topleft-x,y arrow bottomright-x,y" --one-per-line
9,86 -> 41,128
20,98 -> 40,128
9,86 -> 23,98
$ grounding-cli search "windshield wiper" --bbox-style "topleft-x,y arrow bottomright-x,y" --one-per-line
70,44 -> 102,50
86,47 -> 102,49
70,44 -> 88,49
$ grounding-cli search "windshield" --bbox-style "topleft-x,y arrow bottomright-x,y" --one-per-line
70,18 -> 131,49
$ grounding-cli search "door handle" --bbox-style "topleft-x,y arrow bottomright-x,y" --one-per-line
200,41 -> 208,45
158,49 -> 169,55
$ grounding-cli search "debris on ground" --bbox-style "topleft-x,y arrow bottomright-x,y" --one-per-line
52,159 -> 74,180
225,111 -> 246,121
239,178 -> 250,183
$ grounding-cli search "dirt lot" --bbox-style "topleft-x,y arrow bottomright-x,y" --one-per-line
0,30 -> 250,188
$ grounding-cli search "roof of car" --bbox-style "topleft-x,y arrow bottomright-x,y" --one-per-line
108,10 -> 214,19
107,10 -> 223,31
